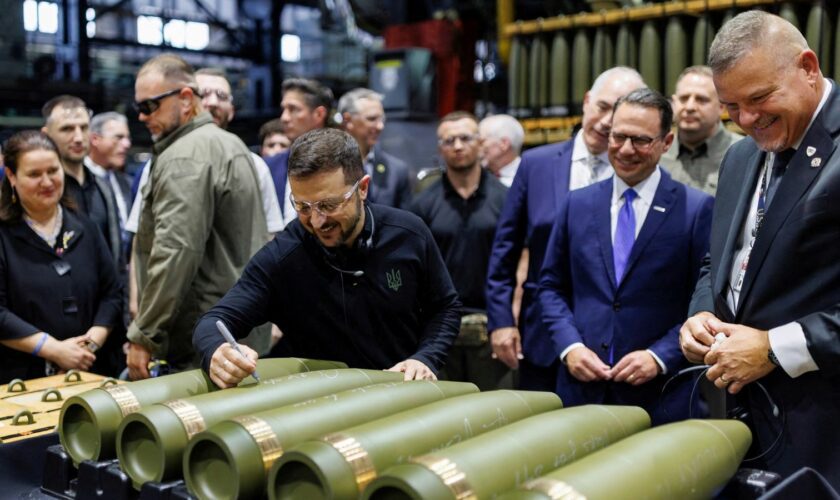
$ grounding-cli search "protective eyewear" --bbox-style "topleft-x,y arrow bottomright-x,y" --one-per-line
290,177 -> 363,216
133,88 -> 189,115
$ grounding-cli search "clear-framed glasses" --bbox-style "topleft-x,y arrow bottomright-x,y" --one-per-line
133,88 -> 193,115
608,132 -> 661,151
199,88 -> 232,103
290,177 -> 364,216
438,134 -> 479,148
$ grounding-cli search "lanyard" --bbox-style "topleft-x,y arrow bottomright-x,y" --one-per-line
733,153 -> 775,298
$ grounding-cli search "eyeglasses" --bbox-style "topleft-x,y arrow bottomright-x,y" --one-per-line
290,177 -> 363,216
438,134 -> 478,148
609,132 -> 662,151
133,88 -> 191,115
199,88 -> 232,103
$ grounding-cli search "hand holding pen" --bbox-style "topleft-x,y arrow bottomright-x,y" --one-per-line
210,320 -> 261,388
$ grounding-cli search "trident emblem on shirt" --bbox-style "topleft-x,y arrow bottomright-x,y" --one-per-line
386,269 -> 403,291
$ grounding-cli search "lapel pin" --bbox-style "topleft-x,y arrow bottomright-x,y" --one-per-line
811,158 -> 822,168
653,205 -> 666,212
806,146 -> 817,157
376,164 -> 386,174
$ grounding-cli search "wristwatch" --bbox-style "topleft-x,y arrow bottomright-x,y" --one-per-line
767,347 -> 780,367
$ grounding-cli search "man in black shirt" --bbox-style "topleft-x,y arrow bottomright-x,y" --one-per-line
193,128 -> 461,388
41,96 -> 121,265
411,111 -> 512,390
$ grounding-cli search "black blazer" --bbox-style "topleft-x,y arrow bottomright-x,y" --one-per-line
689,81 -> 840,486
0,208 -> 122,382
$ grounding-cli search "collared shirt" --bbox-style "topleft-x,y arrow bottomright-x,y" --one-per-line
569,131 -> 613,191
410,168 -> 508,311
727,78 -> 832,378
496,156 -> 521,187
660,123 -> 742,195
64,165 -> 113,251
562,166 -> 667,373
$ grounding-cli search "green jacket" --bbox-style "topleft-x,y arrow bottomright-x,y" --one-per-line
127,112 -> 269,367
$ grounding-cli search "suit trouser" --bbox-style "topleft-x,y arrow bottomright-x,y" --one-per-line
440,342 -> 516,391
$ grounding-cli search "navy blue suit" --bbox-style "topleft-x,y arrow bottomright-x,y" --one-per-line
486,140 -> 572,390
689,82 -> 840,486
265,150 -> 290,219
539,169 -> 713,424
368,147 -> 413,210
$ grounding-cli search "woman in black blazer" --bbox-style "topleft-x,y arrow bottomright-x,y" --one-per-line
0,130 -> 121,382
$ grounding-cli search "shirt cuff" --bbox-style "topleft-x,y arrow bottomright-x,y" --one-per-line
646,349 -> 667,375
768,322 -> 819,378
559,342 -> 584,364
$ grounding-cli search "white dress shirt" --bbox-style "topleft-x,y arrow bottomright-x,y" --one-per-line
497,156 -> 521,187
569,131 -> 613,191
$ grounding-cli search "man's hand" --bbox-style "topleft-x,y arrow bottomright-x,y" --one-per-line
209,343 -> 260,389
565,346 -> 611,382
388,359 -> 437,381
704,318 -> 776,394
490,327 -> 523,369
610,350 -> 660,386
680,311 -> 719,363
127,342 -> 152,380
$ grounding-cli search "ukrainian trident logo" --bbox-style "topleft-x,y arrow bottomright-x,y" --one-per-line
386,268 -> 402,291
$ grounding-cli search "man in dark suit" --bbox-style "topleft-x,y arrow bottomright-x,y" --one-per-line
265,78 -> 333,227
485,67 -> 645,390
87,112 -> 133,235
339,88 -> 413,209
539,88 -> 713,423
680,11 -> 840,487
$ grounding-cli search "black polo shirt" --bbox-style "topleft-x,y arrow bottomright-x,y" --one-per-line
64,166 -> 113,256
410,168 -> 508,312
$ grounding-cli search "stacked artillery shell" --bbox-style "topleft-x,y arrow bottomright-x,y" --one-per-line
528,35 -> 549,114
615,23 -> 637,68
269,390 -> 562,500
592,27 -> 614,83
183,380 -> 478,500
571,29 -> 592,111
117,369 -> 402,488
501,419 -> 752,500
58,358 -> 346,465
639,20 -> 662,92
691,14 -> 715,67
549,32 -> 570,115
806,3 -> 833,69
665,16 -> 687,94
362,405 -> 650,500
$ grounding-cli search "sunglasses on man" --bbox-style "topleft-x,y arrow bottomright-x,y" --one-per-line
133,87 -> 197,115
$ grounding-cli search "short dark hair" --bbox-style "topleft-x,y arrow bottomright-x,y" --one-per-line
288,128 -> 363,183
613,87 -> 673,137
258,118 -> 285,145
0,131 -> 74,222
42,95 -> 88,123
282,78 -> 334,117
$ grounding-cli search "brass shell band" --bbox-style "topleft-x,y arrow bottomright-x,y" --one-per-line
103,385 -> 141,417
324,433 -> 377,492
526,478 -> 586,500
233,415 -> 284,471
162,399 -> 207,439
411,455 -> 477,500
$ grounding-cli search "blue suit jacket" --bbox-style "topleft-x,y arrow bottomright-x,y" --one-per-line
265,150 -> 290,218
486,140 -> 572,367
539,169 -> 713,423
689,82 -> 840,485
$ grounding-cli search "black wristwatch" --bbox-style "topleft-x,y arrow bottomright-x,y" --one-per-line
768,347 -> 780,367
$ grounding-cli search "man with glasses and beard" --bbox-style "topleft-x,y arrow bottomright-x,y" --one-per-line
126,53 -> 268,379
538,88 -> 713,423
193,128 -> 461,389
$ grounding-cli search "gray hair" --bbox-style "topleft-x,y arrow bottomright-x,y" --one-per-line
614,87 -> 673,137
90,112 -> 128,135
479,114 -> 525,154
337,88 -> 384,116
709,11 -> 808,74
590,67 -> 645,97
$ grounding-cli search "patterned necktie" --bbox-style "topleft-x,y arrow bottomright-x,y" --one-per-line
613,188 -> 637,285
766,148 -> 795,208
588,155 -> 606,186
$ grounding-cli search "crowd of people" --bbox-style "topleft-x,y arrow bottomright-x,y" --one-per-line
0,10 -> 837,488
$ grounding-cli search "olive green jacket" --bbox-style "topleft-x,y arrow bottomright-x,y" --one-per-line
127,113 -> 269,367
